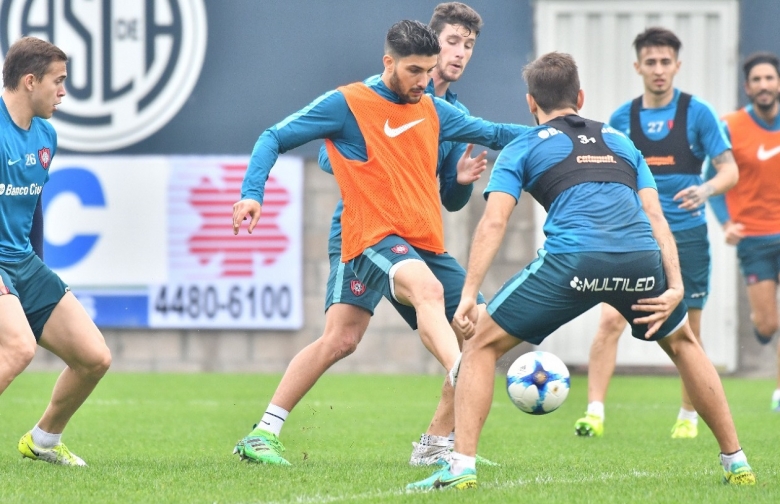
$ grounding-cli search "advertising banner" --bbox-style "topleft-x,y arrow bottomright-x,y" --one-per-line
46,155 -> 303,329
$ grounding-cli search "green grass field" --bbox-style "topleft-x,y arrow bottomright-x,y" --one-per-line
0,372 -> 777,503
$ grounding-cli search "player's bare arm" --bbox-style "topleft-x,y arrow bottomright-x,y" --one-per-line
674,150 -> 738,210
634,187 -> 684,338
232,199 -> 262,235
456,144 -> 488,185
455,191 -> 515,339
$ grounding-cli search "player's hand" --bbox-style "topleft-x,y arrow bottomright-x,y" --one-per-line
723,220 -> 745,246
673,183 -> 714,210
456,144 -> 488,185
632,287 -> 684,339
232,199 -> 262,235
453,298 -> 479,340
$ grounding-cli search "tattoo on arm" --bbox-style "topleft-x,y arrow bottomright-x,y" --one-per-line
712,150 -> 735,167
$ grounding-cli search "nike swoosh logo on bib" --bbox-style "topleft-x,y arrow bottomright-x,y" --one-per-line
757,144 -> 780,161
384,118 -> 425,138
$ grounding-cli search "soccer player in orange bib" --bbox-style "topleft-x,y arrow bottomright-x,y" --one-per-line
707,51 -> 780,410
231,19 -> 526,464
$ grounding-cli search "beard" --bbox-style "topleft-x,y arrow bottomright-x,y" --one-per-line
389,70 -> 423,104
434,64 -> 459,84
752,90 -> 778,112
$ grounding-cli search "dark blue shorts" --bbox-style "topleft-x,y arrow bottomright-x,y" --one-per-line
487,250 -> 688,345
0,253 -> 69,340
736,236 -> 780,285
349,235 -> 485,330
674,224 -> 710,309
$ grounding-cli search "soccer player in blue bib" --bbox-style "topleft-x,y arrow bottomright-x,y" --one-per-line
1,37 -> 111,466
575,27 -> 739,440
408,52 -> 755,490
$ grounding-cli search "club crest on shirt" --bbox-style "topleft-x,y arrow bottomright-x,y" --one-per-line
350,280 -> 366,297
38,147 -> 51,169
391,244 -> 408,255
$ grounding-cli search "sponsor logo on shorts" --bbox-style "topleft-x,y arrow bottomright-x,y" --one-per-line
569,275 -> 656,292
690,291 -> 707,299
390,244 -> 408,255
37,147 -> 51,169
350,280 -> 366,297
746,274 -> 759,285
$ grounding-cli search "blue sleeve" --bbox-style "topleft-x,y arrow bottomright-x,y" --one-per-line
241,90 -> 348,203
608,101 -> 631,134
690,97 -> 731,157
30,194 -> 44,260
484,136 -> 527,202
438,142 -> 473,211
704,121 -> 731,223
434,97 -> 529,150
318,143 -> 333,175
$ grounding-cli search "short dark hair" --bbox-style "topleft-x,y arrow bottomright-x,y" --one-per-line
633,27 -> 682,58
523,52 -> 580,113
743,51 -> 780,80
2,37 -> 67,91
385,20 -> 441,59
429,2 -> 483,37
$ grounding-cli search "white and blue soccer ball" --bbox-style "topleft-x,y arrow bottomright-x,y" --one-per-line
506,351 -> 570,415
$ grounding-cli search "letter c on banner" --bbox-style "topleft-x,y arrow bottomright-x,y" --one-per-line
42,168 -> 106,268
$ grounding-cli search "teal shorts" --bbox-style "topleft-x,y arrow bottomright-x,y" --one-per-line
349,235 -> 485,330
324,228 -> 383,316
487,250 -> 688,345
674,224 -> 710,309
736,235 -> 780,285
0,253 -> 69,340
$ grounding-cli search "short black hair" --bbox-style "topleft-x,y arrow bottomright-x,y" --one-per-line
743,52 -> 780,80
633,27 -> 682,58
429,2 -> 483,37
385,20 -> 441,58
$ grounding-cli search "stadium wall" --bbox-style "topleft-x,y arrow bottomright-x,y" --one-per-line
0,0 -> 774,375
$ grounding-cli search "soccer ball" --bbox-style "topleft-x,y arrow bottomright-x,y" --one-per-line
506,351 -> 570,415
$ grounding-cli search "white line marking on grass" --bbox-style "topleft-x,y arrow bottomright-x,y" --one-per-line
262,468 -> 718,504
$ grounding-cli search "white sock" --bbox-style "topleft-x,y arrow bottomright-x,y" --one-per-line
31,425 -> 61,449
720,449 -> 747,471
678,407 -> 698,424
450,451 -> 476,476
258,404 -> 289,436
772,389 -> 780,402
447,431 -> 455,449
587,401 -> 604,419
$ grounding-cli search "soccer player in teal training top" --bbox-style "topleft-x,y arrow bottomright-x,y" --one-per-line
574,27 -> 739,440
408,52 -> 755,490
1,37 -> 111,466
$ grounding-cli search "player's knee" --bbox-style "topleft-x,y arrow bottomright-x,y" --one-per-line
753,316 -> 778,338
3,331 -> 37,368
658,325 -> 697,358
321,325 -> 363,360
597,315 -> 626,338
79,344 -> 112,379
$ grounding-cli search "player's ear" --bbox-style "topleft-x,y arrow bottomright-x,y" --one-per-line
526,93 -> 537,115
576,89 -> 584,110
382,54 -> 395,74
